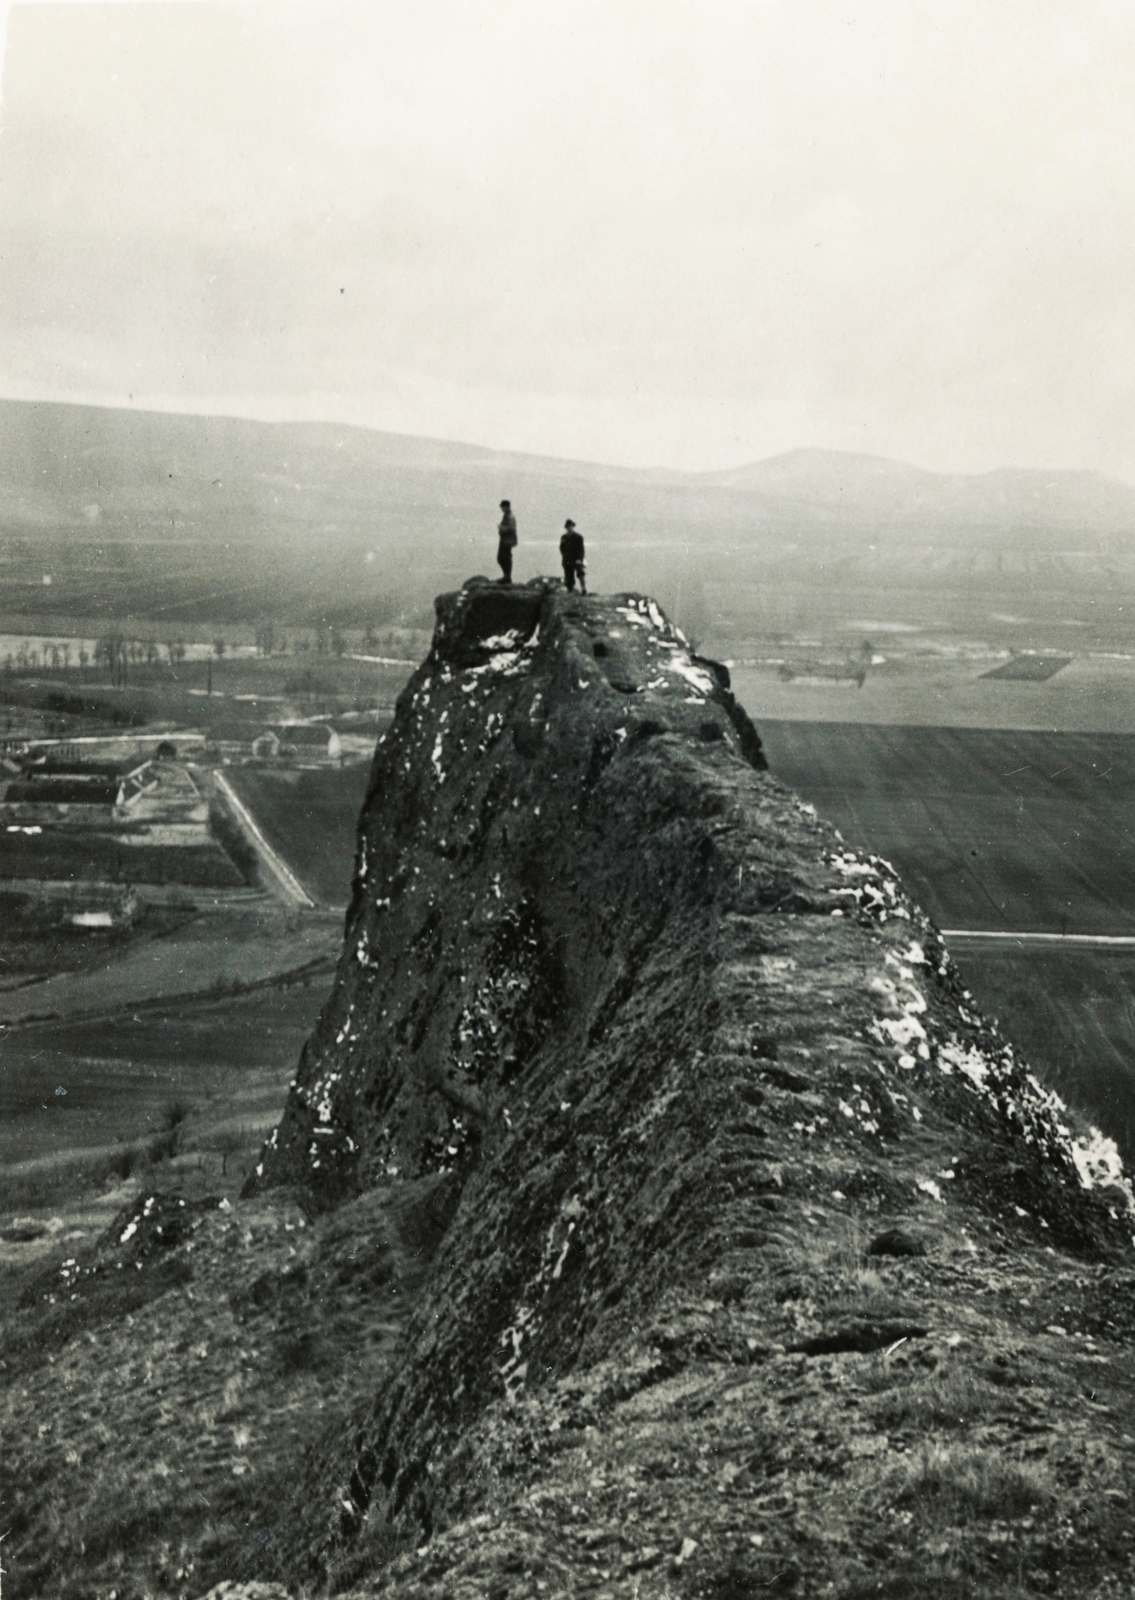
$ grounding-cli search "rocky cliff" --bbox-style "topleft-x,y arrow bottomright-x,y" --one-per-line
247,578 -> 1135,1600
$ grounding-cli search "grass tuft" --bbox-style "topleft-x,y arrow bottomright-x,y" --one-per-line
891,1444 -> 1053,1524
869,1368 -> 1002,1431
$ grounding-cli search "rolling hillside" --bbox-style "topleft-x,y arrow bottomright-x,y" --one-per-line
1,399 -> 1134,634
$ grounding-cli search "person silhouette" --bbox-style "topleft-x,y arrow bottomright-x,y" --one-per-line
559,519 -> 586,593
497,500 -> 517,583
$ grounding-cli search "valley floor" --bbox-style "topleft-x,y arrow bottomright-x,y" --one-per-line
731,650 -> 1135,733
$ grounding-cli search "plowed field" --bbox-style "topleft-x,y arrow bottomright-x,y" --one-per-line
759,721 -> 1135,934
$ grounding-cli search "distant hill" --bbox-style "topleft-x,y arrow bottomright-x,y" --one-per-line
0,398 -> 743,549
0,399 -> 1133,631
6,400 -> 1135,548
709,447 -> 1135,532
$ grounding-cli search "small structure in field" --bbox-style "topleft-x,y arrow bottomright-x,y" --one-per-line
252,723 -> 341,762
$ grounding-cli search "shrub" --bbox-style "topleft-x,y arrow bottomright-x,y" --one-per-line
112,1144 -> 139,1181
164,1099 -> 193,1133
148,1130 -> 179,1163
212,1127 -> 250,1178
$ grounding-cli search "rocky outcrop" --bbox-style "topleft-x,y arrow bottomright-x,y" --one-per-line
249,578 -> 1135,1599
250,577 -> 768,1206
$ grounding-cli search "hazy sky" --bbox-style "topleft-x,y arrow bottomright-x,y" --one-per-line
1,0 -> 1133,473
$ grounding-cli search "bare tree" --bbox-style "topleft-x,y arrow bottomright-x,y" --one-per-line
96,633 -> 130,687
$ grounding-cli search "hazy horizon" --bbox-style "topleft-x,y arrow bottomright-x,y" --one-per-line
3,389 -> 1135,491
1,3 -> 1134,479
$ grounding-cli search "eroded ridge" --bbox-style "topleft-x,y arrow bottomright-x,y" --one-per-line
244,579 -> 1135,1600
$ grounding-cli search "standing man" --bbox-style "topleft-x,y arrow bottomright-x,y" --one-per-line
559,519 -> 586,593
497,500 -> 518,583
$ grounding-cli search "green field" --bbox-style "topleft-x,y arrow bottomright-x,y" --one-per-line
730,651 -> 1135,736
225,763 -> 372,905
0,980 -> 328,1179
981,654 -> 1072,682
758,721 -> 1135,934
0,648 -> 415,729
756,719 -> 1135,1163
0,827 -> 245,888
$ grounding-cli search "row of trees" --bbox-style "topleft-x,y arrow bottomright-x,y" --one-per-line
1,635 -> 191,685
258,623 -> 380,657
1,622 -> 398,683
3,642 -> 85,673
257,624 -> 388,657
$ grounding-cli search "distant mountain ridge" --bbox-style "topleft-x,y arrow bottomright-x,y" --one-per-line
0,398 -> 1131,629
708,446 -> 1135,529
2,398 -> 1134,543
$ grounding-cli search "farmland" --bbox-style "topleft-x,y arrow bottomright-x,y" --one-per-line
223,763 -> 373,906
730,649 -> 1135,735
757,718 -> 1135,1165
0,644 -> 415,737
981,653 -> 1073,682
758,721 -> 1135,935
0,978 -> 328,1182
0,904 -> 338,1027
0,892 -> 194,982
0,826 -> 245,887
946,942 -> 1135,1167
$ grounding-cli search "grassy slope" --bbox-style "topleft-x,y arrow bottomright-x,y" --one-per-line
0,1176 -> 447,1600
6,1131 -> 1135,1598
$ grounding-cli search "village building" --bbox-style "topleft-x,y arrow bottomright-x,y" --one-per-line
4,756 -> 158,809
203,719 -> 340,763
250,723 -> 341,762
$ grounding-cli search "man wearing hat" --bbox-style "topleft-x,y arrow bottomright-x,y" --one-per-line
497,500 -> 518,583
559,519 -> 586,593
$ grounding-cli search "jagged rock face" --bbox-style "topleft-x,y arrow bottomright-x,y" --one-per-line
252,578 -> 767,1203
251,579 -> 1133,1594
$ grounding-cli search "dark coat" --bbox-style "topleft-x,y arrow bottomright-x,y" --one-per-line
559,529 -> 585,564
